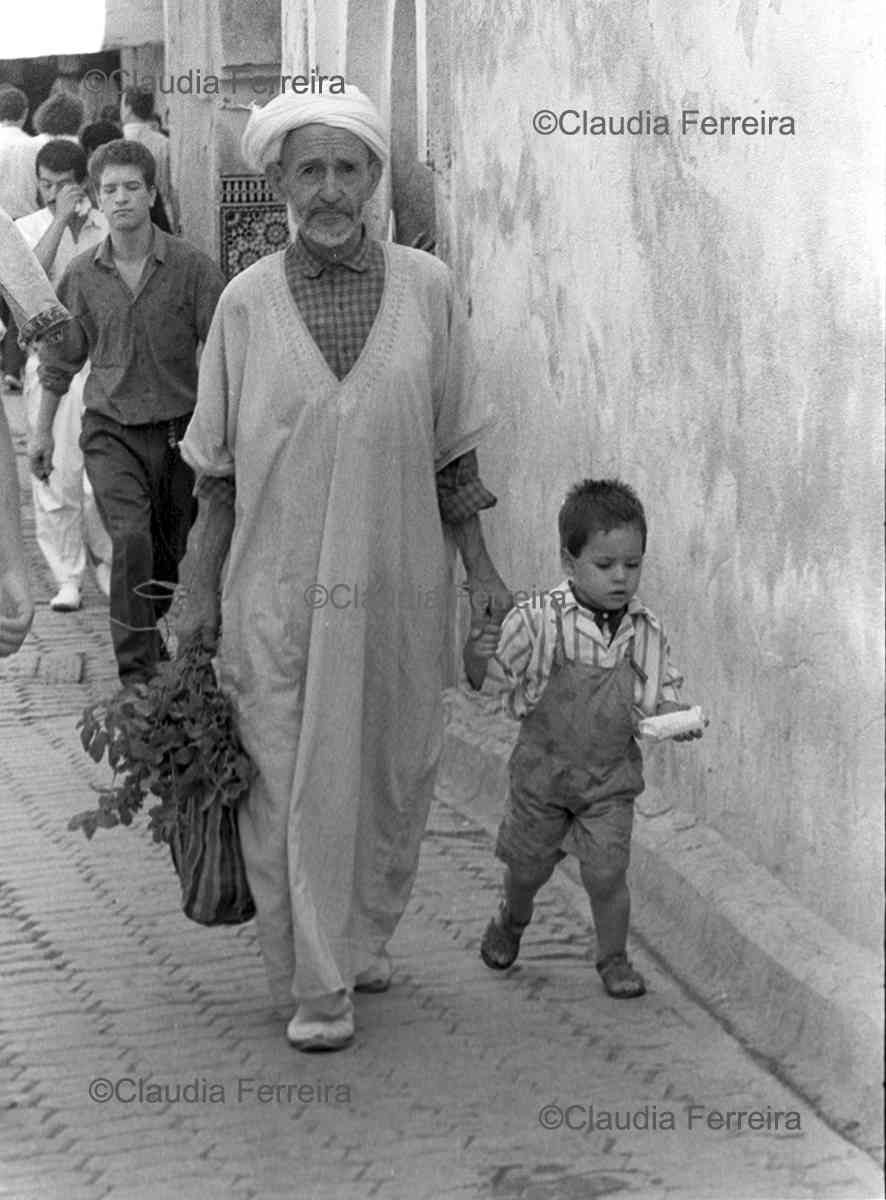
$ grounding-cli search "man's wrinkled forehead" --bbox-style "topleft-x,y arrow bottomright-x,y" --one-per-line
280,123 -> 374,168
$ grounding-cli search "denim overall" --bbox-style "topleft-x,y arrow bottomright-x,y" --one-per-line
496,599 -> 646,876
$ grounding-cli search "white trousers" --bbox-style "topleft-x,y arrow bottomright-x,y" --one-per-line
24,355 -> 112,589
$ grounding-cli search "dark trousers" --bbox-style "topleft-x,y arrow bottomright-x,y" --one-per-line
0,298 -> 26,381
81,410 -> 197,683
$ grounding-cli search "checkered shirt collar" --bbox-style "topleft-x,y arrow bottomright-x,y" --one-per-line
290,226 -> 372,277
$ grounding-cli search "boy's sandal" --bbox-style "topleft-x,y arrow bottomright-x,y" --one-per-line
480,906 -> 529,970
596,951 -> 647,998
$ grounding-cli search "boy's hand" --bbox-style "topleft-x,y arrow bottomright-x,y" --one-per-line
467,621 -> 500,659
656,700 -> 707,740
462,620 -> 501,691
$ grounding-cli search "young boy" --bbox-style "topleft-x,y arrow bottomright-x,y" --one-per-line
463,478 -> 703,998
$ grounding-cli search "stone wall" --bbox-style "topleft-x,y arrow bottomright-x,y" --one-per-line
158,0 -> 882,950
432,1 -> 883,950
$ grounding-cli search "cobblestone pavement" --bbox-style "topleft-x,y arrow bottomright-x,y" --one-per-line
1,393 -> 883,1200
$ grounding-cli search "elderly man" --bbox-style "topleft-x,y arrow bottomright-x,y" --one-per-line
176,86 -> 509,1051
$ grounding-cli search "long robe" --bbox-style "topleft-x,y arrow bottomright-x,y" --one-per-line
181,242 -> 492,1006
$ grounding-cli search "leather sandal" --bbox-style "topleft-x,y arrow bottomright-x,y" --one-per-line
596,951 -> 646,998
480,904 -> 530,970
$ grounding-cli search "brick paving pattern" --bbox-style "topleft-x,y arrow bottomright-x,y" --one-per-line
1,391 -> 882,1200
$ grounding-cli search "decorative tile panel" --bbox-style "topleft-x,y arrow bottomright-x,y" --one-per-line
219,175 -> 289,279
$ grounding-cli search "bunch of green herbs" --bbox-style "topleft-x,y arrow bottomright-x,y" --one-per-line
70,638 -> 253,842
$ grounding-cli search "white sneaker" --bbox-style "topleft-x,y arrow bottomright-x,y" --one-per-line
50,583 -> 81,612
354,952 -> 393,993
286,994 -> 354,1051
94,561 -> 111,598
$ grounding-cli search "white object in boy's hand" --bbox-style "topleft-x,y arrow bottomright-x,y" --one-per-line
637,705 -> 706,741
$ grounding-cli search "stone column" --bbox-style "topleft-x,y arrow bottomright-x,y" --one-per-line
163,0 -> 280,262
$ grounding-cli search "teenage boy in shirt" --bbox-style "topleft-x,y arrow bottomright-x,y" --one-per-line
32,139 -> 225,682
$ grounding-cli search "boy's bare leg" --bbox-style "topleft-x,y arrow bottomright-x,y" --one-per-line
481,863 -> 555,970
502,864 -> 554,925
578,863 -> 630,962
579,863 -> 645,997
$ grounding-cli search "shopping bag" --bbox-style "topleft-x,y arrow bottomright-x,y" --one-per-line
169,792 -> 255,926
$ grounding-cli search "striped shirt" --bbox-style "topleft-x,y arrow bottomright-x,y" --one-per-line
484,580 -> 683,720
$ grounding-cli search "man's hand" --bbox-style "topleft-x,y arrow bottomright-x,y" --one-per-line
53,183 -> 88,226
656,700 -> 706,741
0,569 -> 35,657
168,582 -> 221,656
171,475 -> 236,657
28,426 -> 54,484
465,572 -> 513,627
463,619 -> 500,691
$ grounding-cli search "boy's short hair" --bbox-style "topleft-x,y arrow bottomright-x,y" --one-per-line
0,85 -> 28,122
33,92 -> 84,137
89,138 -> 156,190
122,87 -> 156,122
559,478 -> 647,556
80,120 -> 122,159
35,138 -> 88,184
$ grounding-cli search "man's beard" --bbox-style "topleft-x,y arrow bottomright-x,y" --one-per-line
301,206 -> 357,247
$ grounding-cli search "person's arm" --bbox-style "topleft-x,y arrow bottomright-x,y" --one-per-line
436,449 -> 512,641
172,282 -> 238,651
0,204 -> 65,335
34,266 -> 87,395
465,604 -> 534,717
0,408 -> 34,657
462,618 -> 501,691
30,277 -> 88,483
171,475 -> 235,650
28,386 -> 64,483
29,183 -> 86,274
449,513 -> 511,625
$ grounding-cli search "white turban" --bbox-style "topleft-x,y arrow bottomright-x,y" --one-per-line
240,84 -> 389,173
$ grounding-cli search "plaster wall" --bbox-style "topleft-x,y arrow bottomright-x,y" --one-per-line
105,0 -> 164,48
438,1 -> 883,949
164,0 -> 280,256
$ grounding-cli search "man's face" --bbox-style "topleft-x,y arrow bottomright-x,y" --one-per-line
36,167 -> 78,214
267,124 -> 382,250
97,164 -> 155,232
